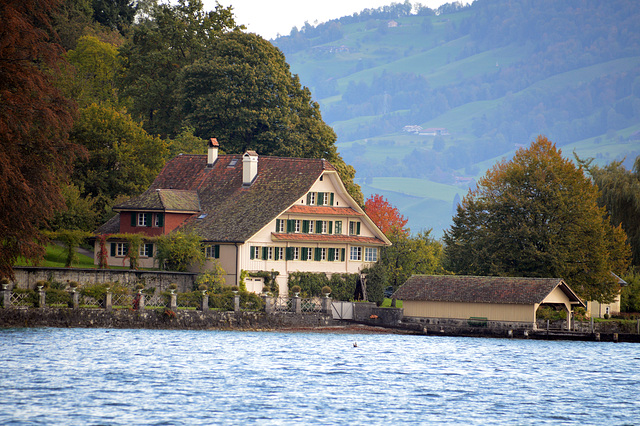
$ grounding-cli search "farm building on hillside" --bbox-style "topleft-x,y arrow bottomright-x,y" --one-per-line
393,275 -> 585,329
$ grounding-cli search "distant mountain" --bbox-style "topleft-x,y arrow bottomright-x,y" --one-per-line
273,0 -> 640,237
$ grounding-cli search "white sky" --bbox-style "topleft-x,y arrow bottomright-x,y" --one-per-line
208,0 -> 450,39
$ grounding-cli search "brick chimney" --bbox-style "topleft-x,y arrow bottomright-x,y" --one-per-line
207,138 -> 219,166
242,150 -> 258,186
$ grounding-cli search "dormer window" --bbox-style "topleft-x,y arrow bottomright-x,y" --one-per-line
309,192 -> 316,205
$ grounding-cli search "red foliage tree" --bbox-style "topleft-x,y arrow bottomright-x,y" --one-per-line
364,194 -> 409,236
0,0 -> 81,278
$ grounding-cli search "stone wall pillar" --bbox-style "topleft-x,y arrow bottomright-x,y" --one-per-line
105,291 -> 112,311
69,290 -> 79,309
37,289 -> 46,308
321,297 -> 332,315
234,294 -> 240,312
200,293 -> 208,311
169,293 -> 178,312
138,293 -> 146,310
1,288 -> 10,308
292,296 -> 301,314
263,296 -> 274,313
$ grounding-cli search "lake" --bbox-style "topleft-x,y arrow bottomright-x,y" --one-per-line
0,328 -> 638,425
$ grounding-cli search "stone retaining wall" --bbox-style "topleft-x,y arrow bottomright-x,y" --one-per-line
11,267 -> 197,293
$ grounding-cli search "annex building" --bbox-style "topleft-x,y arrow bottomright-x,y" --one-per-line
95,139 -> 390,294
393,275 -> 586,329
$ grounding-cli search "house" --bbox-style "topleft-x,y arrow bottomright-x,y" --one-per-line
586,273 -> 627,318
95,139 -> 391,294
393,275 -> 585,329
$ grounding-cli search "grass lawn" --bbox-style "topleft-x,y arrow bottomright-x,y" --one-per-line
14,244 -> 126,270
381,298 -> 403,308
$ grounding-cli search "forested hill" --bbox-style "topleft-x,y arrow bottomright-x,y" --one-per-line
273,0 -> 640,237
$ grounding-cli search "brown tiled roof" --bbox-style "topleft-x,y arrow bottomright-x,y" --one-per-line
271,233 -> 387,245
139,154 -> 337,242
114,189 -> 200,212
96,213 -> 120,234
393,275 -> 584,306
286,205 -> 362,216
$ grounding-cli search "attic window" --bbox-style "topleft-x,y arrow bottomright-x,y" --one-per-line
320,175 -> 323,181
198,214 -> 208,219
228,159 -> 238,168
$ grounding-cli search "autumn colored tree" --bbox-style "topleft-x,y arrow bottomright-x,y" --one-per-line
0,0 -> 81,278
444,136 -> 631,303
364,194 -> 409,235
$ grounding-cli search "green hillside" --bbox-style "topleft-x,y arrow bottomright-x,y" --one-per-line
274,0 -> 640,237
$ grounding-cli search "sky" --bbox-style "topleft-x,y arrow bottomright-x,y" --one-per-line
209,0 -> 451,40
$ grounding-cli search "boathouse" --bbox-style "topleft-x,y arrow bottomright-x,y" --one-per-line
393,275 -> 585,329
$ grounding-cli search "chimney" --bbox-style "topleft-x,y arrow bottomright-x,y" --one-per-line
207,138 -> 219,166
242,150 -> 258,186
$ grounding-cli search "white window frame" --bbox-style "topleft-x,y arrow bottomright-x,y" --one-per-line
293,247 -> 300,260
295,220 -> 301,233
309,192 -> 316,205
306,247 -> 313,261
277,247 -> 284,260
116,242 -> 127,257
137,213 -> 148,227
334,249 -> 340,261
321,248 -> 327,261
139,244 -> 150,258
277,220 -> 285,233
365,247 -> 378,262
252,246 -> 261,259
205,245 -> 218,259
154,214 -> 160,227
267,247 -> 274,260
321,221 -> 328,234
309,220 -> 314,233
323,193 -> 329,205
350,246 -> 362,261
335,221 -> 342,234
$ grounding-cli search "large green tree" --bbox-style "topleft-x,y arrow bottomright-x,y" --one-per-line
0,0 -> 80,278
444,136 -> 630,303
583,156 -> 640,267
117,0 -> 240,137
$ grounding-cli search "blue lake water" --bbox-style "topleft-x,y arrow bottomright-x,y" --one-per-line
0,328 -> 639,425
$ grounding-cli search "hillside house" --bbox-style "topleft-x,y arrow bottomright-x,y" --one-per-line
393,275 -> 585,329
95,139 -> 391,294
586,273 -> 627,318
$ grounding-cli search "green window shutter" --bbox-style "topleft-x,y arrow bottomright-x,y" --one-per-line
131,213 -> 136,227
300,247 -> 307,261
146,243 -> 154,257
357,222 -> 361,235
314,248 -> 321,261
315,220 -> 322,234
330,193 -> 334,206
302,220 -> 309,233
287,219 -> 294,233
110,243 -> 116,257
144,213 -> 152,226
286,247 -> 293,260
262,247 -> 268,260
214,245 -> 220,259
307,193 -> 312,205
250,246 -> 255,260
341,248 -> 345,261
317,192 -> 324,206
157,213 -> 164,227
275,219 -> 280,232
328,221 -> 333,234
328,248 -> 335,261
275,247 -> 280,261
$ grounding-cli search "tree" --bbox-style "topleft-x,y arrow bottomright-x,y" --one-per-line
154,233 -> 205,272
583,156 -> 640,267
117,0 -> 240,137
69,104 -> 168,219
364,194 -> 409,235
0,0 -> 81,279
91,0 -> 137,35
443,136 -> 631,303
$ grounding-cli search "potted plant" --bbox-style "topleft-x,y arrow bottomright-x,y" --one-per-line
262,285 -> 270,295
135,283 -> 144,294
36,280 -> 48,292
230,285 -> 239,294
168,283 -> 178,294
321,285 -> 332,298
198,284 -> 208,295
0,277 -> 9,290
291,285 -> 301,297
69,281 -> 79,293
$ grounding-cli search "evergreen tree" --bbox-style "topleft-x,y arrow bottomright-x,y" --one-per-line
444,136 -> 630,303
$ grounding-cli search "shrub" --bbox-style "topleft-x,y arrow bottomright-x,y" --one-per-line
288,272 -> 329,297
45,288 -> 72,305
321,285 -> 332,295
178,290 -> 203,308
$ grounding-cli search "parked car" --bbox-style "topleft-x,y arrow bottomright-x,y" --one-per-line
384,286 -> 394,298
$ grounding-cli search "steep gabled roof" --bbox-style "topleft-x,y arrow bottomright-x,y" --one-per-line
114,189 -> 200,212
120,153 -> 335,242
394,275 -> 585,306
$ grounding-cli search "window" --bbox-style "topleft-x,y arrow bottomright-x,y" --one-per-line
294,220 -> 301,233
350,246 -> 362,261
321,221 -> 328,234
293,247 -> 299,260
335,221 -> 342,234
138,213 -> 148,227
116,242 -> 127,257
323,193 -> 329,205
251,246 -> 261,259
365,247 -> 378,262
307,247 -> 313,261
154,213 -> 164,227
276,219 -> 285,233
321,248 -> 327,261
349,221 -> 361,235
205,245 -> 220,259
139,244 -> 153,258
308,192 -> 316,205
308,220 -> 314,233
333,249 -> 341,261
266,247 -> 274,260
276,247 -> 284,261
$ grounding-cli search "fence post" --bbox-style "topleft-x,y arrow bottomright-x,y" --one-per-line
321,296 -> 332,315
263,296 -> 274,313
105,291 -> 112,311
292,296 -> 301,314
1,287 -> 10,308
138,293 -> 146,310
69,289 -> 79,309
170,293 -> 178,312
200,292 -> 208,311
234,294 -> 240,312
37,288 -> 46,308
